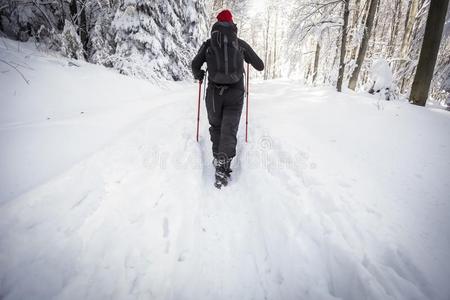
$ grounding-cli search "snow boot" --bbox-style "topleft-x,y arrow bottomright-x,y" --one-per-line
213,158 -> 232,189
213,158 -> 232,178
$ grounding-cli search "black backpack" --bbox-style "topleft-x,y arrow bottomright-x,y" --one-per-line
206,22 -> 244,85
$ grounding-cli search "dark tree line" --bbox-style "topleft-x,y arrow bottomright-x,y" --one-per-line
0,0 -> 208,81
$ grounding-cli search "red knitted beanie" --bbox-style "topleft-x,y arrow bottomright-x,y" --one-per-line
217,10 -> 233,23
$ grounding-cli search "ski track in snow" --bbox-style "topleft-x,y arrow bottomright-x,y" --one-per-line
1,81 -> 447,300
1,41 -> 449,299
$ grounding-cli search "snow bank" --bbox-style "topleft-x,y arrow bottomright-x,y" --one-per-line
0,38 -> 184,202
370,58 -> 393,91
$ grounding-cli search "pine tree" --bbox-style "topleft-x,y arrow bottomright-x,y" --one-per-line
111,0 -> 207,81
89,9 -> 115,67
60,20 -> 84,59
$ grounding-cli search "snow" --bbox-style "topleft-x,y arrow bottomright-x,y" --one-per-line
110,0 -> 207,82
1,40 -> 450,300
0,39 -> 182,202
370,58 -> 393,91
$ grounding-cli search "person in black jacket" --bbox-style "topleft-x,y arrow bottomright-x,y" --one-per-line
191,9 -> 264,187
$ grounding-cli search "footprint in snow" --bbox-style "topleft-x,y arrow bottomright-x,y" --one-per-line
163,217 -> 169,238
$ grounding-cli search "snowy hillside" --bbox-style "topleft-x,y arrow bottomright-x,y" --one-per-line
1,41 -> 450,300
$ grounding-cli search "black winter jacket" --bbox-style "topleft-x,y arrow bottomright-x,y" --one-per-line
191,36 -> 264,84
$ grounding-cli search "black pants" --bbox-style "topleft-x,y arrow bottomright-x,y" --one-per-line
205,81 -> 244,159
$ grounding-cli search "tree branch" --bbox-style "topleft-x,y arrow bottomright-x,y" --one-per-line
0,59 -> 30,85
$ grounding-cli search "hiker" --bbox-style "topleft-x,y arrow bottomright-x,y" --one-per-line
191,9 -> 264,188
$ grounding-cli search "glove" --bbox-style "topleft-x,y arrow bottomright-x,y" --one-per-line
195,70 -> 205,82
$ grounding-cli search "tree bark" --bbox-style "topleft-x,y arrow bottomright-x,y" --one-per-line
350,0 -> 364,61
370,0 -> 381,52
306,62 -> 312,82
337,0 -> 350,92
410,0 -> 449,106
400,0 -> 419,56
313,40 -> 321,84
79,1 -> 88,57
388,0 -> 401,57
272,8 -> 278,78
263,10 -> 270,80
348,0 -> 378,91
351,0 -> 361,28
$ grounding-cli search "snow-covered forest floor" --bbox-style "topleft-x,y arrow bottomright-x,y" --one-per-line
1,41 -> 450,300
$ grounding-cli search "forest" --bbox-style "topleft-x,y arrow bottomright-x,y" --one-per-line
1,0 -> 449,106
1,1 -> 450,299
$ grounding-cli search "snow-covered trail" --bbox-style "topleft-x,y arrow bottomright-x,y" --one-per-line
1,78 -> 449,300
1,41 -> 450,299
1,83 -> 302,299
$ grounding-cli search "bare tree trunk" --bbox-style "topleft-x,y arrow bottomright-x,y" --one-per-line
388,0 -> 401,57
410,0 -> 449,106
312,40 -> 321,84
306,62 -> 312,83
351,0 -> 361,27
57,0 -> 66,30
332,37 -> 340,74
348,0 -> 378,90
337,0 -> 350,92
394,0 -> 414,86
401,0 -> 419,56
370,0 -> 381,51
263,10 -> 271,80
362,69 -> 369,85
272,9 -> 278,78
270,48 -> 273,78
350,0 -> 365,61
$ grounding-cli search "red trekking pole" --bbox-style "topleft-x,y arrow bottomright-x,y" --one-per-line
196,80 -> 202,142
245,63 -> 250,143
